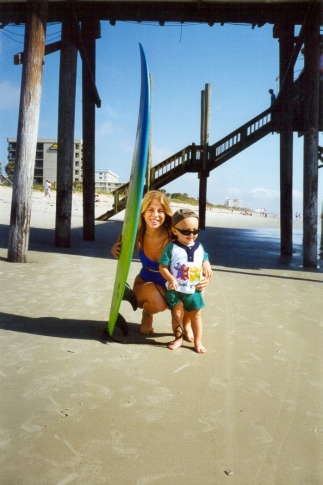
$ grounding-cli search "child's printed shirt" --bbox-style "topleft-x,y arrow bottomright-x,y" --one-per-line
159,241 -> 208,294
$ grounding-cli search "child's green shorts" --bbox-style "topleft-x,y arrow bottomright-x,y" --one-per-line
166,289 -> 205,312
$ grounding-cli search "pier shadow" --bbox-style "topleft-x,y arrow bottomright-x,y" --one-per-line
0,219 -> 322,273
0,219 -> 122,261
197,225 -> 308,271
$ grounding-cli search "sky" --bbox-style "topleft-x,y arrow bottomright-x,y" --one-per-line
0,19 -> 322,215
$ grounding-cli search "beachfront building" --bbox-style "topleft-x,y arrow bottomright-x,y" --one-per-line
225,197 -> 242,209
7,138 -> 83,186
95,169 -> 123,192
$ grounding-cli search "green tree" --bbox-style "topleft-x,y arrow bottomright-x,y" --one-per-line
5,160 -> 15,180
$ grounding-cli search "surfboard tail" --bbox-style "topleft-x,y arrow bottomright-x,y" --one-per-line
122,283 -> 138,311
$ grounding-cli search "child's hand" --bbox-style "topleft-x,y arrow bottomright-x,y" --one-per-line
168,278 -> 178,290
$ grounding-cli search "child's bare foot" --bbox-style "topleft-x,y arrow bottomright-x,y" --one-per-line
167,337 -> 183,350
183,316 -> 193,342
183,326 -> 194,343
194,341 -> 207,353
168,324 -> 184,350
140,310 -> 154,334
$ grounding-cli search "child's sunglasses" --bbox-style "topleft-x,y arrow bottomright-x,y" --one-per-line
174,227 -> 199,236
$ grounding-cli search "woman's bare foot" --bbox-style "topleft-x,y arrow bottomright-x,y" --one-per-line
140,310 -> 154,334
167,337 -> 183,350
194,341 -> 207,353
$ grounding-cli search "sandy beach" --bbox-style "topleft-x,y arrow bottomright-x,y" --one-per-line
0,185 -> 322,485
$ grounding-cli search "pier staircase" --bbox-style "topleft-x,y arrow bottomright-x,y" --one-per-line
0,174 -> 13,186
97,106 -> 274,221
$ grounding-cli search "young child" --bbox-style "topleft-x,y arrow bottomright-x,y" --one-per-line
159,209 -> 211,353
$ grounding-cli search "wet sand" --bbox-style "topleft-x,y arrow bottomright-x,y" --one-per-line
0,185 -> 322,484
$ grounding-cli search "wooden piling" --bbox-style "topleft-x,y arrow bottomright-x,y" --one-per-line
82,20 -> 100,241
278,22 -> 294,257
303,8 -> 320,268
55,12 -> 77,248
199,83 -> 211,229
7,0 -> 48,262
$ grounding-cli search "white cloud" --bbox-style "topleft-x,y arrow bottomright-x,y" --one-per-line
100,102 -> 120,119
152,144 -> 174,164
292,188 -> 303,201
225,187 -> 280,199
95,102 -> 123,138
248,187 -> 280,200
96,120 -> 115,138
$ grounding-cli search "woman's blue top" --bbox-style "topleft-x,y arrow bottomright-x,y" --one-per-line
138,248 -> 167,287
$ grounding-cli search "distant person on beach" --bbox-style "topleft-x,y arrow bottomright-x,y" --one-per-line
95,193 -> 100,202
159,209 -> 210,353
268,89 -> 276,107
111,191 -> 212,339
44,179 -> 51,198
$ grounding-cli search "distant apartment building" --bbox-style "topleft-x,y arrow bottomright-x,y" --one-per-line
7,138 -> 83,186
95,169 -> 123,192
225,197 -> 242,208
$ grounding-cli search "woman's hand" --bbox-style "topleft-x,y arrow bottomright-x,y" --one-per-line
202,260 -> 213,280
111,234 -> 122,259
196,274 -> 210,291
196,261 -> 213,291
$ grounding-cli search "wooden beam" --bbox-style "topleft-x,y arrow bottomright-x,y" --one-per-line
0,2 -> 314,27
7,0 -> 48,263
14,40 -> 61,65
71,3 -> 101,108
274,1 -> 317,103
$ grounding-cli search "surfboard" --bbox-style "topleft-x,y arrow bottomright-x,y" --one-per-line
108,43 -> 150,337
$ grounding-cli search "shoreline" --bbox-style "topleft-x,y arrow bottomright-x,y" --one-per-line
0,184 -> 283,227
0,184 -> 319,259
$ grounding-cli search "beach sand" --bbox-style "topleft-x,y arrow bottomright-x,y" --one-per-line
0,185 -> 322,484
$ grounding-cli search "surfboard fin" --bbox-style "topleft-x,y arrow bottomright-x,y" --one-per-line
115,313 -> 129,336
122,283 -> 138,311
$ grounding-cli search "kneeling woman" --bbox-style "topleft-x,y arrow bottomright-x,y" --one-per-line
111,191 -> 211,336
